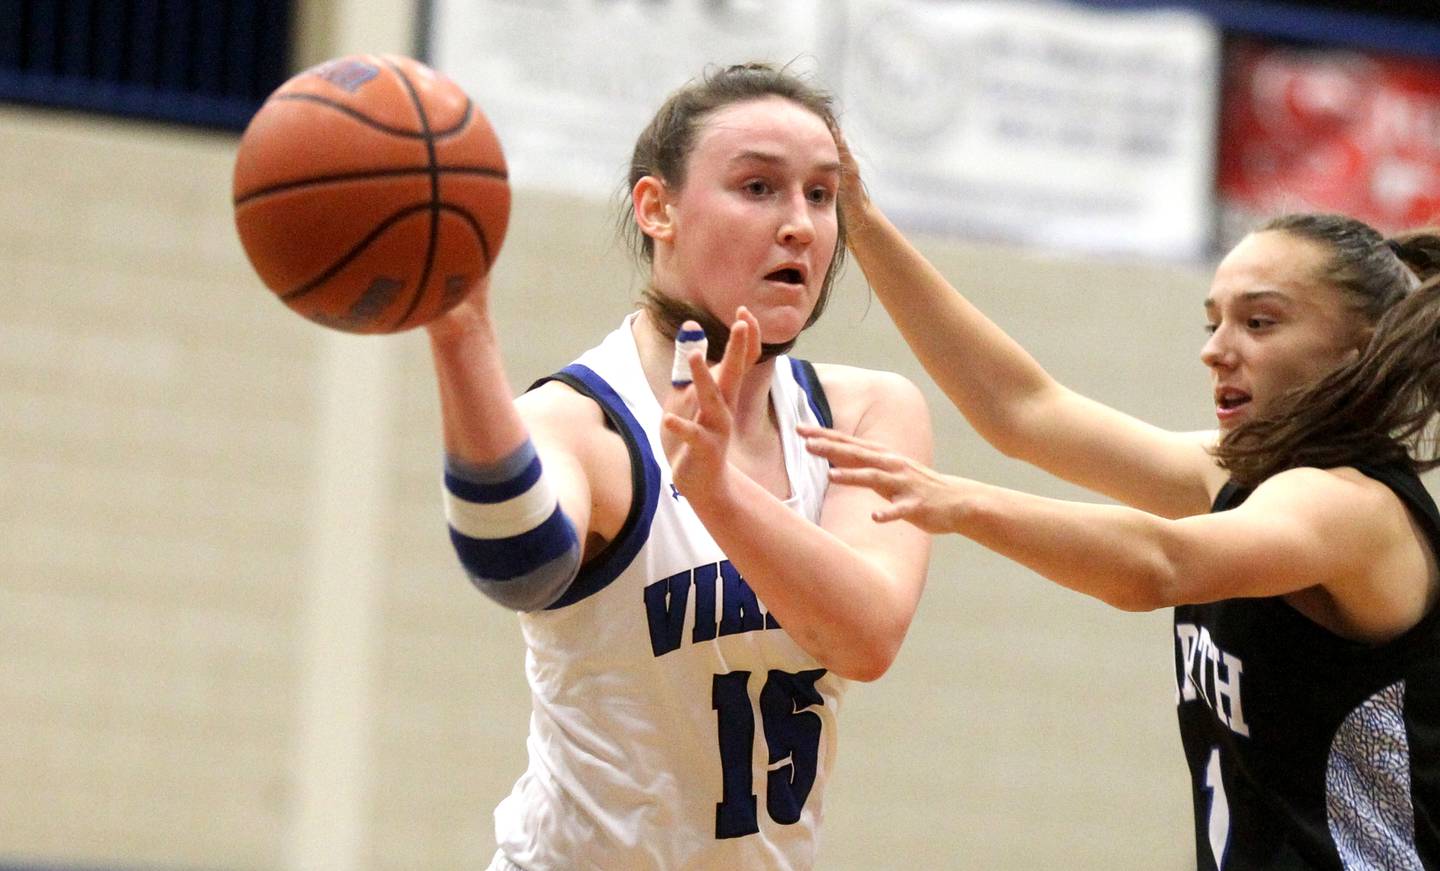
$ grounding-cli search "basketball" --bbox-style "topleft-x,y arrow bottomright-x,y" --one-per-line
232,54 -> 510,334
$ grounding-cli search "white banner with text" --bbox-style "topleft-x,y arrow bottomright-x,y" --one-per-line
428,0 -> 1219,258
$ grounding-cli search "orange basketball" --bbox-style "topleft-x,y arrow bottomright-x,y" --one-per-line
232,54 -> 510,334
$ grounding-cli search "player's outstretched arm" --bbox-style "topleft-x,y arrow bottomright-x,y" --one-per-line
425,282 -> 592,611
662,312 -> 933,682
805,427 -> 1426,640
838,140 -> 1219,518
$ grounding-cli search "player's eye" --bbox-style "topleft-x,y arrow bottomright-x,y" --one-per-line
807,186 -> 834,205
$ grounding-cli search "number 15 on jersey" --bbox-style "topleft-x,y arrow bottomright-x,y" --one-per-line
712,668 -> 827,839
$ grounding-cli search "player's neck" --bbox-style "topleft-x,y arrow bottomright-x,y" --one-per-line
631,310 -> 777,434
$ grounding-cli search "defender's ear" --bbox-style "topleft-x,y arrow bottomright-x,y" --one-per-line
633,175 -> 676,243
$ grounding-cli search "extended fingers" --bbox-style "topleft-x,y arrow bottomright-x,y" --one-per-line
738,306 -> 761,365
804,434 -> 908,471
714,309 -> 759,402
828,469 -> 925,526
873,495 -> 934,525
687,350 -> 733,428
835,133 -> 871,213
826,464 -> 903,493
796,424 -> 891,454
662,411 -> 704,443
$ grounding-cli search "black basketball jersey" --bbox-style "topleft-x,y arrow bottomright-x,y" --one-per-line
1174,463 -> 1440,870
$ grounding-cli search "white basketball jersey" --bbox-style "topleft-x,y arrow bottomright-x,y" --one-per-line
494,314 -> 847,870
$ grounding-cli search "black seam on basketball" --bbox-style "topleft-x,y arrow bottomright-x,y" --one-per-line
233,165 -> 508,206
441,166 -> 509,181
235,168 -> 428,206
437,202 -> 493,268
386,57 -> 442,330
281,203 -> 431,301
273,93 -> 429,138
429,100 -> 474,140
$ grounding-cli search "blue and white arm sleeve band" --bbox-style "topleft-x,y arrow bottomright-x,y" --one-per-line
443,440 -> 581,611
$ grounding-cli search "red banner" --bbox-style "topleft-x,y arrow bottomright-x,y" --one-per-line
1219,39 -> 1440,235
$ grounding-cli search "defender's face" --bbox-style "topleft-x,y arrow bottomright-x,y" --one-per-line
660,96 -> 841,344
1201,230 -> 1367,432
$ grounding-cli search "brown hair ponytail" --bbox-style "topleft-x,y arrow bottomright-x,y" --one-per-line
1215,215 -> 1440,487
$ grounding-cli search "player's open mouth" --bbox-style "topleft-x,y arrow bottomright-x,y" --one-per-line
765,267 -> 805,286
1215,388 -> 1251,419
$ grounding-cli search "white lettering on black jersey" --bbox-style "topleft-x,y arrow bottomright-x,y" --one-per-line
1176,621 -> 1251,737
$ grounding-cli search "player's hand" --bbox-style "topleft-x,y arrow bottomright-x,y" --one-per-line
425,272 -> 492,344
661,307 -> 762,508
800,424 -> 965,534
835,131 -> 871,226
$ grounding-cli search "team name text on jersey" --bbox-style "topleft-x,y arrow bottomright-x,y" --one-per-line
1176,622 -> 1251,737
645,560 -> 782,657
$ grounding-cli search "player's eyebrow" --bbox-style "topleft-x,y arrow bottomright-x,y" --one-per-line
1203,290 -> 1292,312
730,150 -> 842,175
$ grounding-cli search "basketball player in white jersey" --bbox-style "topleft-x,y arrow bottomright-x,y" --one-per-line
425,63 -> 932,870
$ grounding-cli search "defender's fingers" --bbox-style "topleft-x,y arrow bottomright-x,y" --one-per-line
870,505 -> 903,524
835,133 -> 871,210
805,436 -> 907,471
876,499 -> 932,528
797,424 -> 890,453
827,466 -> 902,494
802,436 -> 865,465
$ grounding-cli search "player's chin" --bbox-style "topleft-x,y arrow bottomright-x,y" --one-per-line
755,316 -> 806,349
754,300 -> 812,337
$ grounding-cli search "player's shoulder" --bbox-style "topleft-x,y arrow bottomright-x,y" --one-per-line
1249,465 -> 1410,541
1256,465 -> 1391,506
518,378 -> 612,445
805,362 -> 928,433
807,362 -> 926,408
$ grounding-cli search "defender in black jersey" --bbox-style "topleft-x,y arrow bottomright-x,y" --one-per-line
1177,462 -> 1440,869
804,172 -> 1440,867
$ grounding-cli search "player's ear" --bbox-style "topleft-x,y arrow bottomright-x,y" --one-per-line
633,175 -> 676,243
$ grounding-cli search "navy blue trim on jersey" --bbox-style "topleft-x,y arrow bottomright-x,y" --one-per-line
531,363 -> 661,609
789,358 -> 833,429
